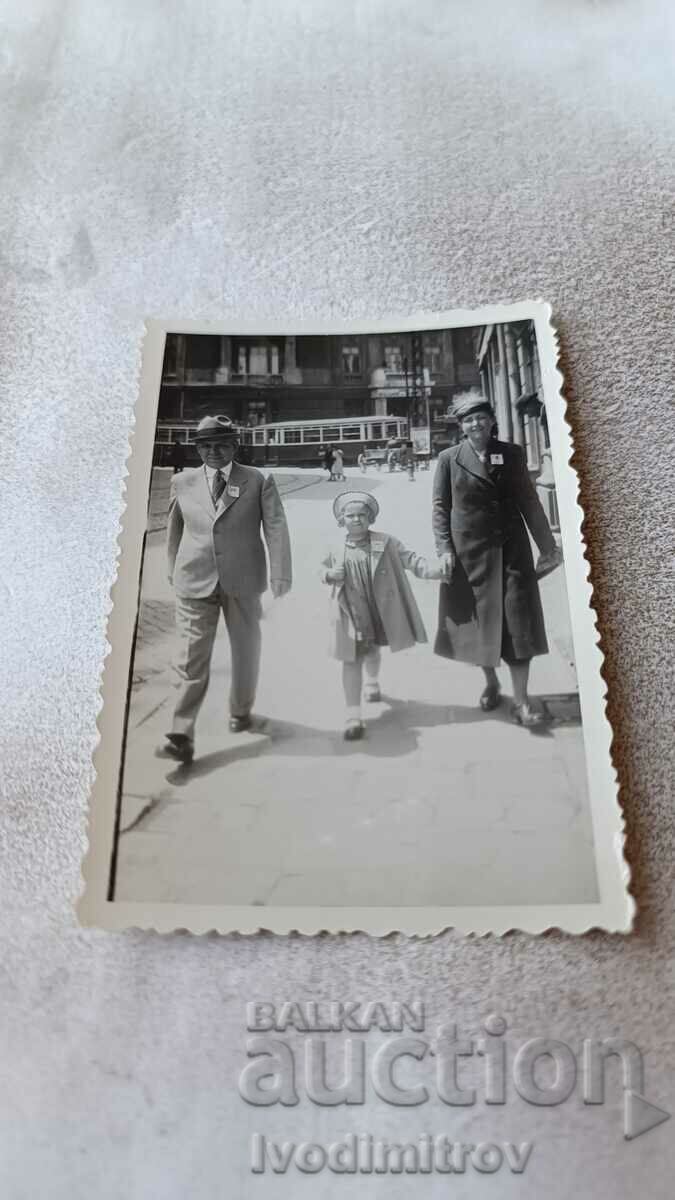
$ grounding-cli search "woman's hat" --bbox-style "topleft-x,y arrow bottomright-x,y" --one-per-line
333,491 -> 380,522
452,391 -> 494,421
194,415 -> 239,442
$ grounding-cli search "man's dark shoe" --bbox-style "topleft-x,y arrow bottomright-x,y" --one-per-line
157,733 -> 194,764
229,714 -> 252,733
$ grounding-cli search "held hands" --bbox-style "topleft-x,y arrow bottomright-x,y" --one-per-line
271,580 -> 291,599
325,564 -> 345,585
439,552 -> 454,579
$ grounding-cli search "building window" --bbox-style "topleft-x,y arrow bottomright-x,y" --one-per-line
384,345 -> 403,372
283,429 -> 302,444
185,335 -> 220,372
454,327 -> 476,364
342,345 -> 361,376
249,346 -> 268,375
424,344 -> 442,375
236,343 -> 280,376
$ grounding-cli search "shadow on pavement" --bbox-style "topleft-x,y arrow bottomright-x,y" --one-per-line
162,690 -> 579,784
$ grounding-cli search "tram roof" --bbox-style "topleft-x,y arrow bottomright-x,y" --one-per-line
253,415 -> 406,429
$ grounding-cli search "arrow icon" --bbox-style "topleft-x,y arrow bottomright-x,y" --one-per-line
624,1090 -> 671,1140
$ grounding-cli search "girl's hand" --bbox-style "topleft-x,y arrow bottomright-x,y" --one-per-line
440,552 -> 454,577
327,565 -> 345,584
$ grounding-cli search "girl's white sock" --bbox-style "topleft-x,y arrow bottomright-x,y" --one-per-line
346,706 -> 361,722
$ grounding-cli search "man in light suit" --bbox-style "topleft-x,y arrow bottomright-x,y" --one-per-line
160,415 -> 292,764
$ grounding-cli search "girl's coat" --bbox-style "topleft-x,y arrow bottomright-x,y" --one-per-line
322,532 -> 444,662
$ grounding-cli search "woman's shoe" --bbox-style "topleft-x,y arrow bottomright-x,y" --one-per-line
364,683 -> 381,703
479,684 -> 501,712
511,702 -> 547,728
343,720 -> 365,741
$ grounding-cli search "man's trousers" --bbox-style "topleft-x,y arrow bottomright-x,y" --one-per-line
170,586 -> 262,739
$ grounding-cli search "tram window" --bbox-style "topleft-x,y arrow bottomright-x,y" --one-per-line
341,425 -> 362,440
303,428 -> 321,442
253,430 -> 266,445
369,422 -> 383,440
284,430 -> 302,443
323,427 -> 340,440
386,422 -> 399,437
156,428 -> 171,442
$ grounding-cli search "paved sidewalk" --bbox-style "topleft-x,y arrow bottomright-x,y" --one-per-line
114,467 -> 597,908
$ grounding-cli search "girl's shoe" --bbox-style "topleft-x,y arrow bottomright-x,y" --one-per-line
344,720 -> 365,741
479,683 -> 501,711
364,683 -> 381,703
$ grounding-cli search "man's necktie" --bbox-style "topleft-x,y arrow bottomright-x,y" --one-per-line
212,469 -> 226,504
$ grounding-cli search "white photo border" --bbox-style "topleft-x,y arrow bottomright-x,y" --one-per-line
78,302 -> 634,935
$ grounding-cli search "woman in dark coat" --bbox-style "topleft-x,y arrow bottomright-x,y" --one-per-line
432,391 -> 561,727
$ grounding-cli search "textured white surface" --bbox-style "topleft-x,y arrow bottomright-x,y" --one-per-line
1,1 -> 674,1196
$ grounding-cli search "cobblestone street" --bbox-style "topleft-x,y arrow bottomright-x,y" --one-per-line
113,465 -> 597,909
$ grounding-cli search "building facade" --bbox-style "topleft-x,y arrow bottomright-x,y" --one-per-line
157,328 -> 480,451
476,319 -> 559,530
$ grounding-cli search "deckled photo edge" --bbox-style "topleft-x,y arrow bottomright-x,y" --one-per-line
77,320 -> 166,923
531,305 -> 634,932
78,302 -> 634,937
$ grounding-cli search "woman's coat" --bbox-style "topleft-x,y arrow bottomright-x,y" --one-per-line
432,438 -> 556,667
322,534 -> 443,662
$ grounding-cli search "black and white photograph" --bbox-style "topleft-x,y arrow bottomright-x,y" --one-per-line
82,305 -> 630,934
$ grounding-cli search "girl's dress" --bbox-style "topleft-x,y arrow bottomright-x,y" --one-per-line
343,538 -> 388,653
322,531 -> 445,662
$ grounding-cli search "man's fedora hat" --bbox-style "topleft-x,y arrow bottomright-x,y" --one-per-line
194,415 -> 239,442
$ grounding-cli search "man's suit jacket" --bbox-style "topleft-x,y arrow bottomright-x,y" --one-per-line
167,462 -> 292,599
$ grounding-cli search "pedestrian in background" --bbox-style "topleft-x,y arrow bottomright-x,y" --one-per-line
357,450 -> 368,474
160,415 -> 292,764
403,440 -> 415,482
321,491 -> 448,741
331,447 -> 345,480
168,438 -> 186,473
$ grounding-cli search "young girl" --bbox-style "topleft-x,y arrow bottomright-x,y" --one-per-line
321,491 -> 448,740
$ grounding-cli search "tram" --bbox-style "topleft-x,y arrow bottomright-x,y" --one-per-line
154,414 -> 409,468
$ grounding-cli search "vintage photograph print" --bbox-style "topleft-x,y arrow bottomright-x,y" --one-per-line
81,305 -> 632,934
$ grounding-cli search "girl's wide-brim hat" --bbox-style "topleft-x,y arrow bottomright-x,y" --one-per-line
452,391 -> 494,421
333,491 -> 380,522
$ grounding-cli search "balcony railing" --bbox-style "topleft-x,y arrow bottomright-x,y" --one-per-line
229,373 -> 284,385
175,368 -> 286,386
